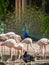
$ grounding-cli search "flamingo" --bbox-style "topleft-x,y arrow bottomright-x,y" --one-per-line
0,32 -> 22,59
0,34 -> 8,41
37,38 -> 49,58
0,34 -> 8,56
6,32 -> 16,36
5,32 -> 22,43
14,42 -> 26,59
1,39 -> 25,59
0,32 -> 22,43
8,34 -> 22,43
1,39 -> 17,60
21,38 -> 36,53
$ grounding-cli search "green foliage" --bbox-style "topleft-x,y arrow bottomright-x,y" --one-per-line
0,6 -> 42,39
6,11 -> 16,22
0,0 -> 9,18
0,22 -> 6,34
0,7 -> 42,39
40,14 -> 49,37
20,8 -> 42,39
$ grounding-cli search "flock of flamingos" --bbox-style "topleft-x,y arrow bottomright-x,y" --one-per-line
0,32 -> 49,61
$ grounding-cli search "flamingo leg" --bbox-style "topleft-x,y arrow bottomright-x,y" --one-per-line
21,48 -> 23,56
19,49 -> 22,59
4,46 -> 5,55
18,50 -> 20,59
1,46 -> 3,61
42,45 -> 46,59
10,48 -> 12,60
18,49 -> 23,59
27,44 -> 29,53
44,45 -> 46,59
40,46 -> 42,59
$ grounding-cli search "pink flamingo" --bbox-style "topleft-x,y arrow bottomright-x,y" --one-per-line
1,39 -> 25,59
21,38 -> 36,53
37,38 -> 49,58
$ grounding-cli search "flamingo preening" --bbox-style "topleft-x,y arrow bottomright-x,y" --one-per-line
0,32 -> 22,43
37,38 -> 49,58
0,32 -> 23,60
0,34 -> 8,41
5,32 -> 22,43
8,34 -> 22,43
6,32 -> 16,36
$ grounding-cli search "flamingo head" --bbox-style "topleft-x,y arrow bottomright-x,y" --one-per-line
0,34 -> 8,41
16,35 -> 22,42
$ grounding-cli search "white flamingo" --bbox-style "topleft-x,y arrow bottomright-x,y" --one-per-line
0,32 -> 16,40
1,39 -> 25,59
8,34 -> 22,43
6,32 -> 22,43
14,42 -> 25,59
37,38 -> 49,58
21,38 -> 36,53
0,32 -> 22,59
0,34 -> 8,41
1,39 -> 17,60
0,32 -> 22,43
6,32 -> 16,36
